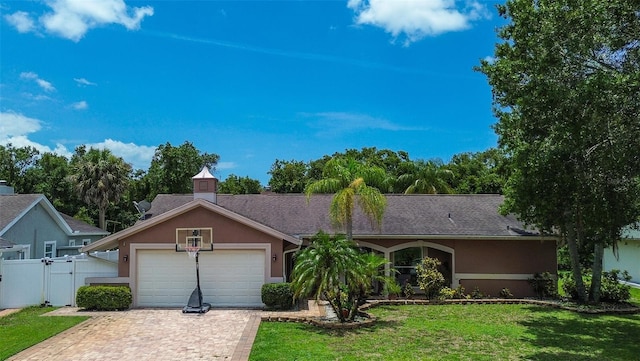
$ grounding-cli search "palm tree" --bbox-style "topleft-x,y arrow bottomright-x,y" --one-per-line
398,159 -> 454,194
290,232 -> 389,322
305,157 -> 387,240
69,148 -> 132,230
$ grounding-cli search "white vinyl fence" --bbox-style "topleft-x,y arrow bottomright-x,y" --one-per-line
0,255 -> 118,309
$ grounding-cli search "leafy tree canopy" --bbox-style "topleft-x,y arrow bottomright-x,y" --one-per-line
145,141 -> 220,200
68,147 -> 132,230
218,174 -> 262,194
478,0 -> 640,302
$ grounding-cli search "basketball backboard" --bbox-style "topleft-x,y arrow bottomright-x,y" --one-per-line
175,228 -> 213,252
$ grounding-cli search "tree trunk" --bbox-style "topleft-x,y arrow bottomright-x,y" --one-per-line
99,208 -> 107,231
326,290 -> 345,322
566,221 -> 588,303
346,221 -> 353,241
589,242 -> 605,303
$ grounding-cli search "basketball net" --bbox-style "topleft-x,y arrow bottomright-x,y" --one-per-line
185,245 -> 200,258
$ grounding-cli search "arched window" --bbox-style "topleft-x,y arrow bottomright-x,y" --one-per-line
391,246 -> 453,288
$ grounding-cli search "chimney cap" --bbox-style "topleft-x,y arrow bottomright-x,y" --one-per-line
192,167 -> 216,180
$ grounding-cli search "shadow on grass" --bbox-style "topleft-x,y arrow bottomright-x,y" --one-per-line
291,318 -> 402,338
519,306 -> 640,361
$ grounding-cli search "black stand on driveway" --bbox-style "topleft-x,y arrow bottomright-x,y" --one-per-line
183,252 -> 211,313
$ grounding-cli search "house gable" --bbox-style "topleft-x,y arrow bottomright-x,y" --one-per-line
3,202 -> 69,258
83,198 -> 301,254
0,194 -> 108,258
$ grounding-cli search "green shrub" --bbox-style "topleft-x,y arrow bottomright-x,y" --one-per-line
439,285 -> 468,300
499,288 -> 514,299
384,279 -> 402,298
471,286 -> 485,299
402,282 -> 415,299
453,285 -> 468,299
562,270 -> 631,303
528,272 -> 557,299
438,287 -> 456,300
76,286 -> 131,311
261,283 -> 294,310
416,257 -> 445,299
600,270 -> 632,302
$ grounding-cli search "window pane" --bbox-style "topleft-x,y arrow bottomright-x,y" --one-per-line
393,247 -> 421,267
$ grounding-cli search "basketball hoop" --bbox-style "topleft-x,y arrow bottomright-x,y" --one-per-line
185,245 -> 200,258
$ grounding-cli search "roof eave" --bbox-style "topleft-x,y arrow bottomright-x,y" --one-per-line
295,233 -> 558,241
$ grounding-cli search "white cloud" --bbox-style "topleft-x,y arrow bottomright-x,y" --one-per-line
74,77 -> 97,86
40,0 -> 154,42
71,101 -> 88,110
0,111 -> 72,158
5,0 -> 153,41
0,111 -> 42,136
20,72 -> 56,92
4,11 -> 35,33
0,112 -> 155,169
87,139 -> 156,170
347,0 -> 490,45
303,111 -> 426,136
216,161 -> 236,170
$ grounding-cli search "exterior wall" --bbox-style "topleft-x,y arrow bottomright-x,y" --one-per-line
3,203 -> 67,259
604,239 -> 640,284
454,239 -> 557,274
59,235 -> 106,257
358,237 -> 557,298
118,207 -> 284,279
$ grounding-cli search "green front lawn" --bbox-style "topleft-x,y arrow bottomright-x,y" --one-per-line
0,306 -> 89,360
630,287 -> 640,306
250,304 -> 640,361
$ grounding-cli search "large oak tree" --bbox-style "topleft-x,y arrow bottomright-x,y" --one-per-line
478,0 -> 640,302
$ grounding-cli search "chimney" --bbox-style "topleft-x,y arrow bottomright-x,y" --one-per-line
192,167 -> 217,203
0,180 -> 15,195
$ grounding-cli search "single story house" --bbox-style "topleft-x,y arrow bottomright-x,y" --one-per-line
604,227 -> 640,285
83,168 -> 558,308
0,182 -> 109,260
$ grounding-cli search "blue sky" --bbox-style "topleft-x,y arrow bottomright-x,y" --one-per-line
1,0 -> 504,185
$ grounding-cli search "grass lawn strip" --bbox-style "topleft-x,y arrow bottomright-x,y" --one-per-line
0,306 -> 89,360
249,304 -> 640,361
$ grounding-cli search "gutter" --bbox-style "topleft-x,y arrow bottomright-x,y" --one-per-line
295,234 -> 558,241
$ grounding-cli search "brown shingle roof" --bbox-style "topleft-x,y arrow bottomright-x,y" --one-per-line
60,213 -> 108,235
146,193 -> 536,238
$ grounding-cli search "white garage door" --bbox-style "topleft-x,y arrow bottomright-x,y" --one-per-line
136,249 -> 265,308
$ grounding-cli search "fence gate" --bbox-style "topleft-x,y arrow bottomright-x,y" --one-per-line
0,259 -> 49,308
44,259 -> 75,306
0,257 -> 117,309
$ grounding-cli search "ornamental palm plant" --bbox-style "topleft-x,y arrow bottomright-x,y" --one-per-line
398,159 -> 454,194
291,232 -> 391,322
305,157 -> 387,240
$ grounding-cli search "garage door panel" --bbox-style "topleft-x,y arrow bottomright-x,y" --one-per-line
137,249 -> 265,307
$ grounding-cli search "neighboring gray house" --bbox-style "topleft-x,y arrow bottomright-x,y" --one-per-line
604,227 -> 640,285
0,183 -> 108,260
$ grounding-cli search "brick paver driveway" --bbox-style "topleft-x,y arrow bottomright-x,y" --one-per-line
8,309 -> 261,361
